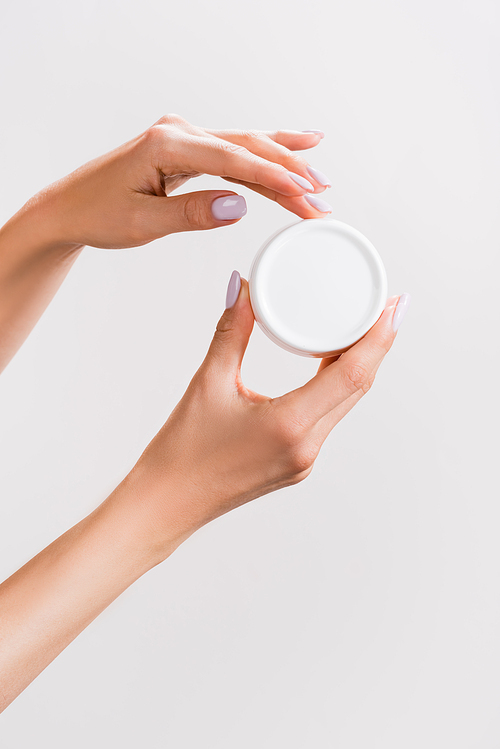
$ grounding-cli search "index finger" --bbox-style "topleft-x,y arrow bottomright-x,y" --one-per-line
315,296 -> 400,375
278,298 -> 402,425
157,132 -> 317,198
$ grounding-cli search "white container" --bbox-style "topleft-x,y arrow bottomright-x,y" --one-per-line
248,218 -> 388,358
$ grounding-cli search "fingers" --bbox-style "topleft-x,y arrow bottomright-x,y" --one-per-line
313,350 -> 389,441
278,298 -> 401,425
166,133 -> 322,198
206,127 -> 324,152
265,129 -> 325,149
148,124 -> 324,201
145,118 -> 331,219
221,177 -> 333,220
315,296 -> 399,375
204,128 -> 330,192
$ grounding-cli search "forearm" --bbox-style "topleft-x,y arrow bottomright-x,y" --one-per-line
0,471 -> 185,713
0,187 -> 84,373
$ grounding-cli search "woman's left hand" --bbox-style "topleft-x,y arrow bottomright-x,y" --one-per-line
35,114 -> 332,249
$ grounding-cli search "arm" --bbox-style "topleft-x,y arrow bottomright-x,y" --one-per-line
0,196 -> 83,372
0,116 -> 330,372
0,276 -> 410,711
0,473 -> 181,713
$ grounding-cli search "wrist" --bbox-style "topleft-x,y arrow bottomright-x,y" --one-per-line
0,183 -> 84,261
104,465 -> 195,571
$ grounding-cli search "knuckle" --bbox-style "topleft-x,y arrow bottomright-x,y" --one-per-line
270,409 -> 317,476
215,312 -> 235,336
182,196 -> 208,229
156,113 -> 186,127
343,361 -> 372,396
143,124 -> 165,147
222,142 -> 249,159
240,129 -> 263,145
287,446 -> 315,475
282,437 -> 317,478
287,464 -> 314,486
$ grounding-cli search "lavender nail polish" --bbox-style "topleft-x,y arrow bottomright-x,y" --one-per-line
287,171 -> 315,192
212,195 -> 247,221
225,270 -> 241,309
304,194 -> 333,214
392,292 -> 411,332
302,130 -> 325,139
306,165 -> 332,187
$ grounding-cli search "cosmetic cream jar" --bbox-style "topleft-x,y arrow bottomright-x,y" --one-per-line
248,218 -> 388,358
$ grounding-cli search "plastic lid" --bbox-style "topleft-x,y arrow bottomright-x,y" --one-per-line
248,218 -> 388,358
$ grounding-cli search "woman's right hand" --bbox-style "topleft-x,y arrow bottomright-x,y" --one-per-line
128,274 -> 410,557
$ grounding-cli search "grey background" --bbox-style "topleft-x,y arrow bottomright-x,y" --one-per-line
0,0 -> 498,746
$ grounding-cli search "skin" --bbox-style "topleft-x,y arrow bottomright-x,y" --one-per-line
0,115 -> 403,712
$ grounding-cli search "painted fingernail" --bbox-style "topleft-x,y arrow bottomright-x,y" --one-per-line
287,171 -> 315,192
306,165 -> 332,188
392,293 -> 411,332
304,194 -> 333,214
302,130 -> 325,139
225,270 -> 241,309
212,195 -> 247,221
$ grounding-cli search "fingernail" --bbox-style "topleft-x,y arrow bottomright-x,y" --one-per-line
302,130 -> 325,139
287,171 -> 315,192
212,195 -> 247,221
225,270 -> 241,309
392,293 -> 411,332
306,165 -> 332,188
304,194 -> 333,214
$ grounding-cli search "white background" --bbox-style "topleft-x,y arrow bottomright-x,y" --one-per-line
0,0 -> 499,746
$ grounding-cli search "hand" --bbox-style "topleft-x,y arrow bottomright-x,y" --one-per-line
37,115 -> 332,250
0,268 -> 408,710
132,276 -> 410,555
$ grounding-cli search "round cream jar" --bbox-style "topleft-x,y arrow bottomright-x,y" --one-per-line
248,218 -> 388,358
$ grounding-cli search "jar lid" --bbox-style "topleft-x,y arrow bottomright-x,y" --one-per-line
248,218 -> 388,358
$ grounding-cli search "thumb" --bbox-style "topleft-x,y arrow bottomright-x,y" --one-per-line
150,190 -> 247,234
204,272 -> 255,377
